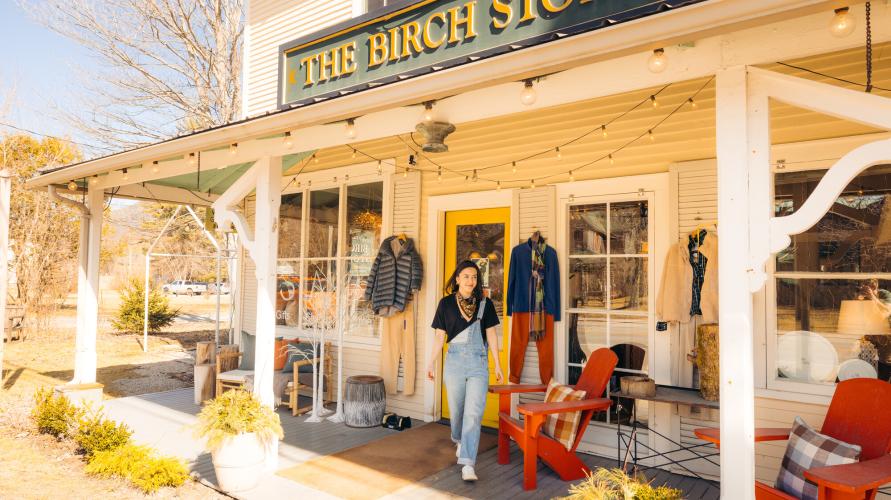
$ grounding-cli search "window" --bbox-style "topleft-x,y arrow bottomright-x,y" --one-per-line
365,0 -> 392,13
566,200 -> 650,424
770,165 -> 891,392
275,180 -> 385,342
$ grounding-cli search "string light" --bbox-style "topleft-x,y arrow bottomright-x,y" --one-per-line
345,119 -> 357,139
283,131 -> 294,149
122,168 -> 129,181
497,181 -> 501,191
601,125 -> 608,138
229,143 -> 238,155
829,7 -> 855,37
650,95 -> 659,108
67,180 -> 77,191
151,161 -> 160,174
609,154 -> 614,165
648,48 -> 667,73
530,179 -> 536,189
520,79 -> 537,106
314,153 -> 320,164
437,167 -> 442,182
688,97 -> 696,108
90,175 -> 99,186
377,160 -> 383,175
648,129 -> 655,142
556,147 -> 562,160
351,148 -> 357,159
403,166 -> 408,178
512,161 -> 517,174
188,152 -> 197,166
472,169 -> 478,182
569,170 -> 575,182
422,102 -> 435,122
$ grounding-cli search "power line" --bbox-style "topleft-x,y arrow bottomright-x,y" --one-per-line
0,121 -> 118,152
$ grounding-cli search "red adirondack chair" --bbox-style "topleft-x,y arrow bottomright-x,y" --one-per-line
488,347 -> 618,490
694,378 -> 891,500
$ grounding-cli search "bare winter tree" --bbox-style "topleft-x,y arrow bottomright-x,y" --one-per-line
20,0 -> 243,151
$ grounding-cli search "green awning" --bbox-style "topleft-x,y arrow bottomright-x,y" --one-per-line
149,151 -> 313,195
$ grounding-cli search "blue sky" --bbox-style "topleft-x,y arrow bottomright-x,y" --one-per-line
0,2 -> 97,149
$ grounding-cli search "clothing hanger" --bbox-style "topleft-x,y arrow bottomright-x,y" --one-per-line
397,232 -> 407,241
530,229 -> 541,242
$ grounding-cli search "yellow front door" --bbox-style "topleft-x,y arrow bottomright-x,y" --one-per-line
441,207 -> 510,428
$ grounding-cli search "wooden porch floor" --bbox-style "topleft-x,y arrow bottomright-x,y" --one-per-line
103,388 -> 719,499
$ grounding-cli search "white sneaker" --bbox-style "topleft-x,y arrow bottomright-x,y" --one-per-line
455,443 -> 461,458
461,465 -> 478,482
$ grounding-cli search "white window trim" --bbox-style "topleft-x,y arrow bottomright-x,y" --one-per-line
275,160 -> 395,348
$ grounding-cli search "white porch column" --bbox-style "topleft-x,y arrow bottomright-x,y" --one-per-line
73,188 -> 103,384
716,66 -> 756,499
251,156 -> 281,408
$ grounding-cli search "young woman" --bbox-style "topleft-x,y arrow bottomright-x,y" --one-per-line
426,260 -> 504,482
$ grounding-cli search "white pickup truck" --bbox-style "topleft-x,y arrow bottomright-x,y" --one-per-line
162,280 -> 208,296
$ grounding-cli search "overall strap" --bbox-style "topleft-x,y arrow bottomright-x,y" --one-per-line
477,297 -> 487,321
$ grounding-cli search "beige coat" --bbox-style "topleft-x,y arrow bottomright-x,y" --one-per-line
656,233 -> 718,324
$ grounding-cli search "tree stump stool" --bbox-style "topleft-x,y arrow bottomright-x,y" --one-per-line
344,375 -> 386,428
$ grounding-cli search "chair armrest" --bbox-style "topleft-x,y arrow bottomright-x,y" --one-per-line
804,454 -> 891,494
489,383 -> 547,395
693,427 -> 792,446
517,398 -> 611,417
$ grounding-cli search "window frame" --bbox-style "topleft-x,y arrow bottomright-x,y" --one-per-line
276,161 -> 394,348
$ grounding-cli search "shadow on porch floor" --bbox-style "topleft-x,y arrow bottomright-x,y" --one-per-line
102,388 -> 719,499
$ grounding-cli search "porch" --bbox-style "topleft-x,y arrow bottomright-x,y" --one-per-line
104,387 -> 720,499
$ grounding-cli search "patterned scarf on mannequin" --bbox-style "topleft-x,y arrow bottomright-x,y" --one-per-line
529,236 -> 548,341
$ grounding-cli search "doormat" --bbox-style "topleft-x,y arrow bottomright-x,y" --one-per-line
276,422 -> 496,499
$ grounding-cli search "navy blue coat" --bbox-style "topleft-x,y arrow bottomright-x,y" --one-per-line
506,239 -> 561,321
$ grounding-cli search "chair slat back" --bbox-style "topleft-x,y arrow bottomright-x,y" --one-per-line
218,344 -> 240,372
821,378 -> 891,460
570,348 -> 618,451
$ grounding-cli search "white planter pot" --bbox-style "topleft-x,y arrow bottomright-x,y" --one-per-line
211,432 -> 265,493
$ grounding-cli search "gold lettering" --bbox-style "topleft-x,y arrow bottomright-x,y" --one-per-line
388,26 -> 401,61
319,49 -> 340,81
541,0 -> 572,12
519,0 -> 536,22
401,21 -> 424,57
341,42 -> 358,74
299,54 -> 318,86
447,1 -> 477,44
368,33 -> 388,67
491,0 -> 513,29
423,12 -> 447,49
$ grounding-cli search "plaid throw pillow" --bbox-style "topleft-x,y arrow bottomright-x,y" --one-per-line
775,416 -> 861,500
542,379 -> 587,451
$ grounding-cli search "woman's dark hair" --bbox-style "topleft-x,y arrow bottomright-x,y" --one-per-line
445,260 -> 483,300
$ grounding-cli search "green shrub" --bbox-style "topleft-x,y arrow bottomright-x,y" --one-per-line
86,443 -> 189,494
559,468 -> 683,500
111,278 -> 178,333
194,389 -> 284,452
31,387 -> 82,438
74,406 -> 132,458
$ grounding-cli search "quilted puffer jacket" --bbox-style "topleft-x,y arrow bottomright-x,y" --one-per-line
364,236 -> 423,316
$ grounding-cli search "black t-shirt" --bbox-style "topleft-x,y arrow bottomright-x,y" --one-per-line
431,293 -> 500,344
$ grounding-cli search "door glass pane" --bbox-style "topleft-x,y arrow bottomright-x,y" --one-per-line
610,201 -> 648,254
275,260 -> 302,327
304,260 -> 337,326
568,258 -> 607,309
346,182 -> 383,259
455,223 -> 505,316
611,314 -> 648,373
308,188 -> 339,258
610,258 -> 648,311
569,204 -> 607,255
344,260 -> 378,338
279,193 -> 303,258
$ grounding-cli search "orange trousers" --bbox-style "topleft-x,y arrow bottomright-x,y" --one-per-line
509,312 -> 554,384
381,301 -> 415,395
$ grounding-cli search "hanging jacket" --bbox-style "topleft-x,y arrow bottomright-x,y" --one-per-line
656,233 -> 718,324
365,236 -> 423,316
506,238 -> 561,321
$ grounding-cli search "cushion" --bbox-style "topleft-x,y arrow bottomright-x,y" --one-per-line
217,369 -> 252,383
281,342 -> 317,374
541,378 -> 587,451
775,416 -> 862,500
239,331 -> 256,370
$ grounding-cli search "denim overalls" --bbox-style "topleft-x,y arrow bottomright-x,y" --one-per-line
444,298 -> 490,466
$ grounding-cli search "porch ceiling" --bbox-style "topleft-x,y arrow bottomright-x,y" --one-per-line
287,42 -> 888,193
147,152 -> 312,196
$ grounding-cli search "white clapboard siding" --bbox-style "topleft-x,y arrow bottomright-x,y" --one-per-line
245,0 -> 354,117
240,198 -> 258,337
512,186 -> 556,407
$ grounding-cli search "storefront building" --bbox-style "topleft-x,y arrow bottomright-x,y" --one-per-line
27,0 -> 891,496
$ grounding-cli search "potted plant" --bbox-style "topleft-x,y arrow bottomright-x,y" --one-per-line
559,468 -> 683,499
194,390 -> 284,493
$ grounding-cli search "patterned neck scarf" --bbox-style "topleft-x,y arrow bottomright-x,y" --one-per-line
456,293 -> 477,321
529,236 -> 548,341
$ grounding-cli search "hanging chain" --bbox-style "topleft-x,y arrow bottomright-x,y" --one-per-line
196,151 -> 201,189
865,2 -> 873,93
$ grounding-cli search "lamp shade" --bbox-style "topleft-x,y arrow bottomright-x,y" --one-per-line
837,300 -> 891,335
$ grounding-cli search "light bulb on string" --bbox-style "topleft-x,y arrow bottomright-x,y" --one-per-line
688,97 -> 697,108
520,79 -> 537,106
90,175 -> 99,186
151,161 -> 160,174
829,7 -> 855,37
472,169 -> 478,182
351,148 -> 357,160
530,179 -> 536,190
377,160 -> 382,175
188,153 -> 197,166
229,143 -> 238,155
569,170 -> 575,182
497,181 -> 501,191
556,147 -> 562,160
609,154 -> 614,165
122,168 -> 129,181
650,95 -> 658,108
601,125 -> 608,138
647,48 -> 667,73
283,131 -> 294,149
314,153 -> 320,164
422,102 -> 435,122
512,161 -> 517,174
403,166 -> 408,178
437,167 -> 442,182
648,129 -> 655,142
345,119 -> 357,139
67,180 -> 77,191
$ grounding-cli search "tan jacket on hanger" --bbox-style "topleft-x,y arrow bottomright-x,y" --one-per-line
656,233 -> 718,324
